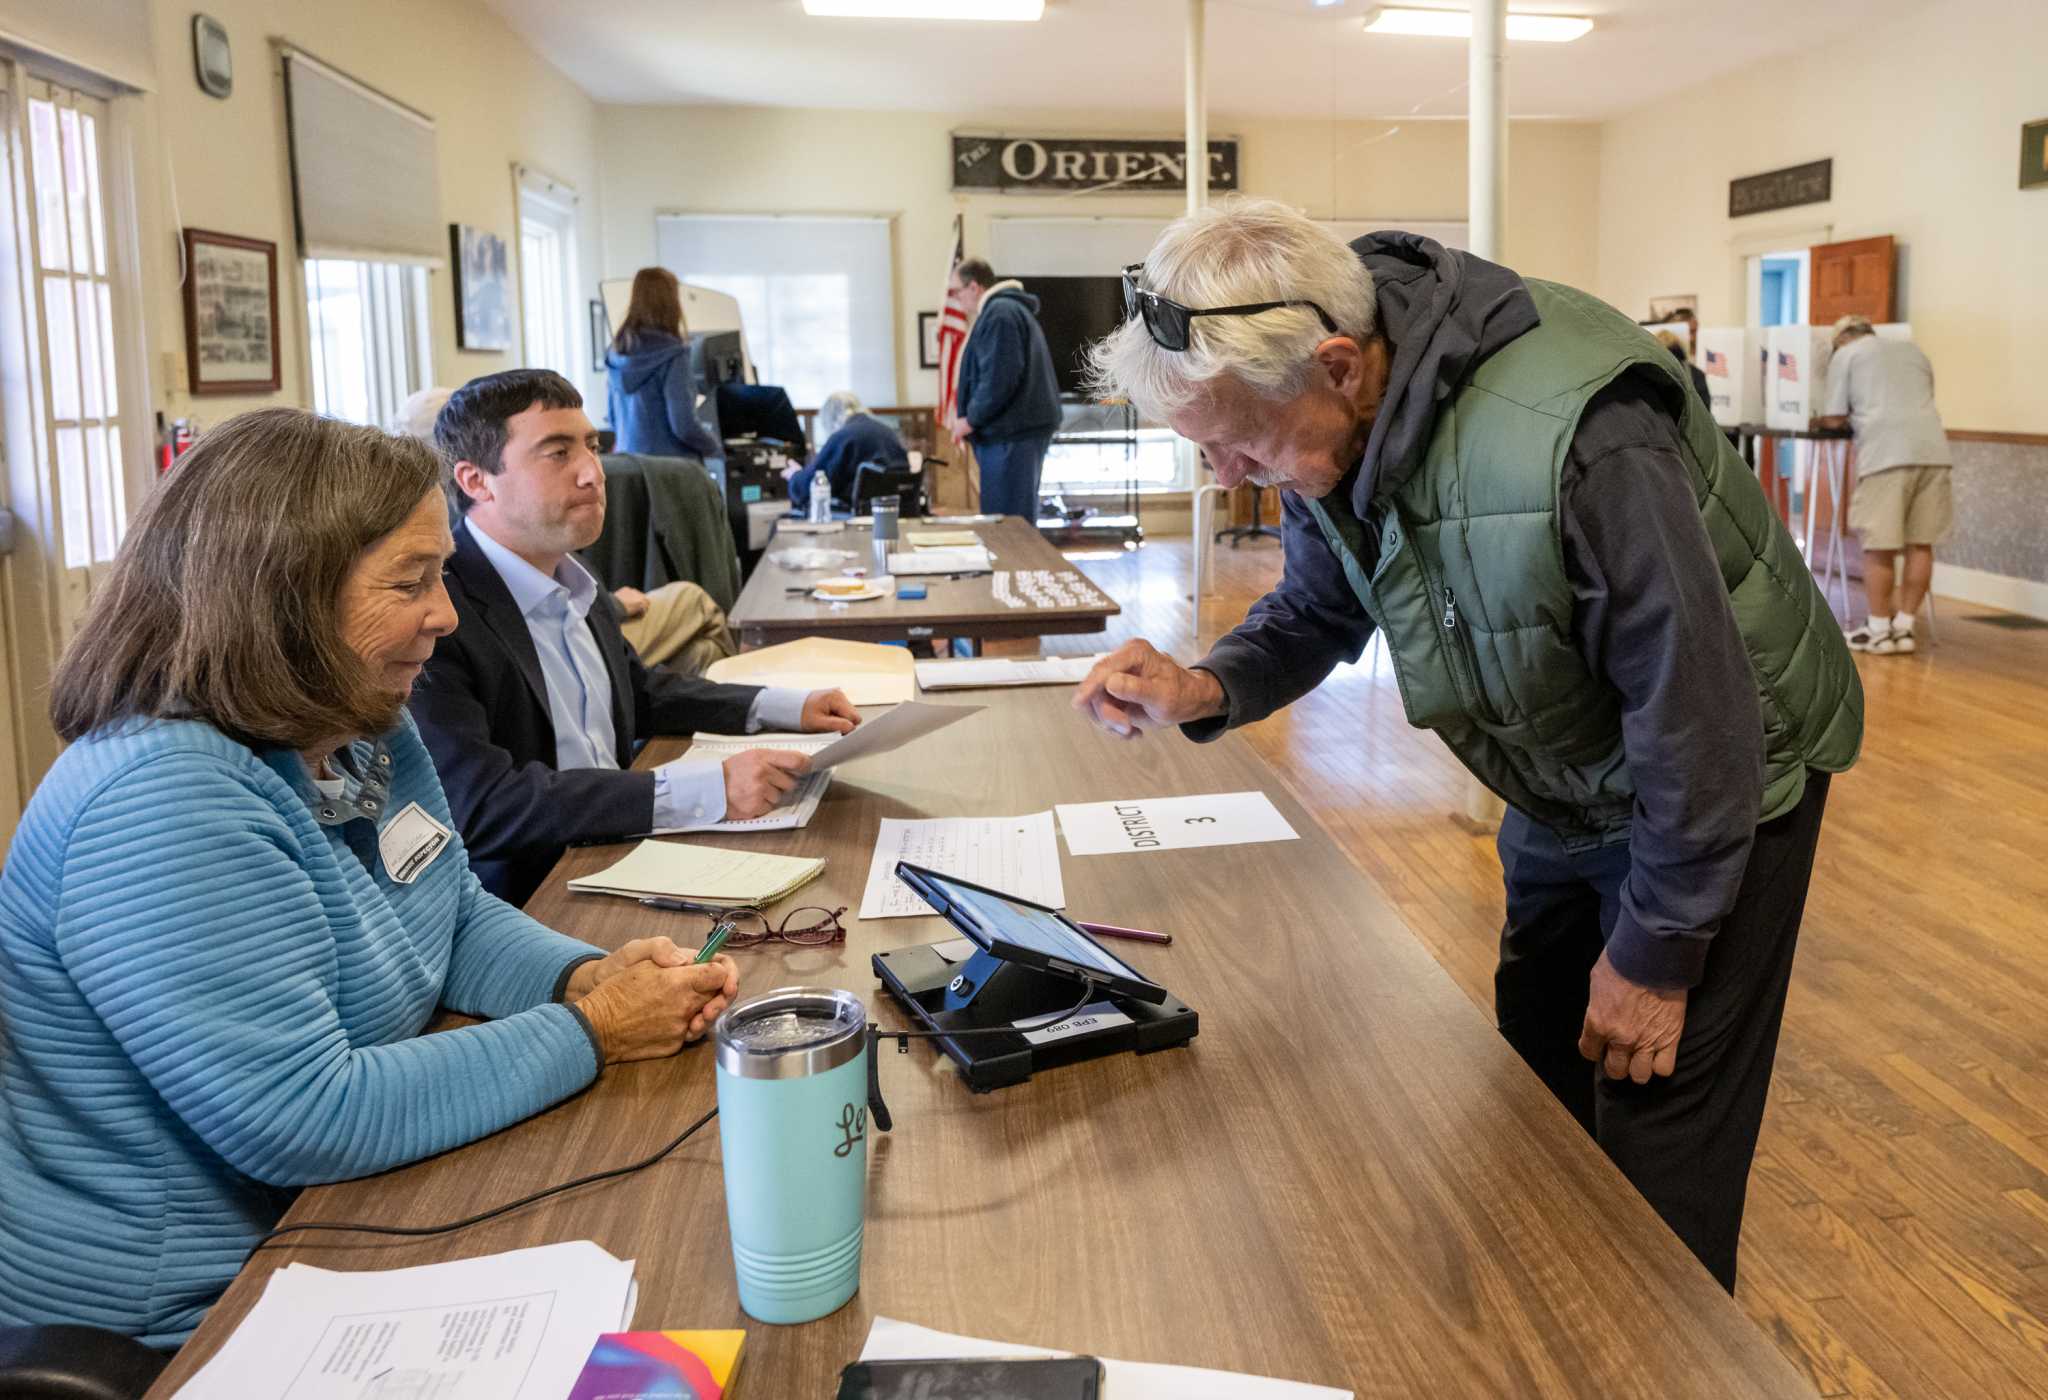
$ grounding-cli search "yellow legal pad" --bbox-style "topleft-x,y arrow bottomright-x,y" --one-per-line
566,840 -> 824,906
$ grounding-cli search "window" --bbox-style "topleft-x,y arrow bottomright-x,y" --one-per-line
6,80 -> 126,569
516,170 -> 579,379
655,215 -> 893,410
304,259 -> 430,427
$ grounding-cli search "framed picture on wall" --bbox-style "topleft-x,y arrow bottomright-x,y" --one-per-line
2022,118 -> 2048,190
918,311 -> 941,370
181,228 -> 280,394
1648,294 -> 1699,321
450,223 -> 512,352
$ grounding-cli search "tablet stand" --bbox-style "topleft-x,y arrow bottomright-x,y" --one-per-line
873,942 -> 1199,1092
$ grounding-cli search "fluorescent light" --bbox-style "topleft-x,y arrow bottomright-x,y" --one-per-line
802,0 -> 1045,18
1361,6 -> 1594,41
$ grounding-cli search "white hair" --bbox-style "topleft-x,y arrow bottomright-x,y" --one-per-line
1085,198 -> 1377,419
815,390 -> 867,443
392,386 -> 454,443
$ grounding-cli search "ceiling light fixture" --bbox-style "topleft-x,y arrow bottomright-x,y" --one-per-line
801,0 -> 1046,19
1360,6 -> 1593,42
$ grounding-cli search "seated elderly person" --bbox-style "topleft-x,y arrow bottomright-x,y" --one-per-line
785,391 -> 909,509
0,409 -> 740,1346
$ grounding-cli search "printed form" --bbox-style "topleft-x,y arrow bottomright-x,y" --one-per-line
859,812 -> 1066,919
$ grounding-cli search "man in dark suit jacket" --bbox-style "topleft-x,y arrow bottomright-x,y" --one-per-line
412,370 -> 859,905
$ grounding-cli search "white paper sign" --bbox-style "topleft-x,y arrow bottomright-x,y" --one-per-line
1055,791 -> 1299,856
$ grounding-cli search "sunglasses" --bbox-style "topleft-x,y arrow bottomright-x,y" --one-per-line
1121,263 -> 1339,353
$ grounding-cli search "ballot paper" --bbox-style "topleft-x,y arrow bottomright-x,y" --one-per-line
174,1241 -> 636,1400
859,812 -> 1065,919
706,636 -> 917,706
568,840 -> 825,905
859,1317 -> 1353,1400
1056,791 -> 1300,856
650,765 -> 832,834
887,545 -> 993,575
805,700 -> 981,769
914,654 -> 1104,691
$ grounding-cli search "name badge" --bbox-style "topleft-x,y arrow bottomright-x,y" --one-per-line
378,802 -> 452,885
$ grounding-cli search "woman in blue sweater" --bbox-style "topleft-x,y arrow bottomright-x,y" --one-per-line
605,267 -> 723,460
0,409 -> 740,1347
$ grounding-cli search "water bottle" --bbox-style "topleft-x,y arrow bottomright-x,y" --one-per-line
713,987 -> 870,1324
808,473 -> 832,524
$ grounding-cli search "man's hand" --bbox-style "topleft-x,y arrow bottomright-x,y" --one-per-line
723,749 -> 811,819
800,689 -> 861,735
563,935 -> 691,1002
613,586 -> 650,619
1579,949 -> 1688,1084
1071,639 -> 1227,739
950,418 -> 973,446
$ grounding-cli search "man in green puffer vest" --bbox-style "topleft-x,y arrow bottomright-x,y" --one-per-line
1076,200 -> 1861,1293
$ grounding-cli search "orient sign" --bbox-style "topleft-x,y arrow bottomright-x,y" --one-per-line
952,134 -> 1241,194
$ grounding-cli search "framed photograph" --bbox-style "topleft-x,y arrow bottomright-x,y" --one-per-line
918,310 -> 941,370
181,228 -> 279,394
2022,118 -> 2048,190
1648,294 -> 1699,321
588,298 -> 611,368
450,223 -> 512,352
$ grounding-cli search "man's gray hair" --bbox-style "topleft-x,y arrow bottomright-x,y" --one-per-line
1830,313 -> 1874,344
1085,198 -> 1376,419
815,390 -> 867,444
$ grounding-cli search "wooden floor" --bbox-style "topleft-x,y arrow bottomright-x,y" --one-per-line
1011,535 -> 2048,1400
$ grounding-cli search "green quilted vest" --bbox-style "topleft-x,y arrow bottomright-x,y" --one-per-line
1304,279 -> 1863,849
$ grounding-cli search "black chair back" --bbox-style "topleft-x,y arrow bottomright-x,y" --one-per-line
850,461 -> 926,518
0,1325 -> 168,1399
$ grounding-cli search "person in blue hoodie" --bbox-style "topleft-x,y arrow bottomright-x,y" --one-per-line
950,259 -> 1063,520
786,391 -> 909,508
604,267 -> 723,460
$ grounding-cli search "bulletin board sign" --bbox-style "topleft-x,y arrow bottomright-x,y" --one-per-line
2022,119 -> 2048,190
1728,159 -> 1832,218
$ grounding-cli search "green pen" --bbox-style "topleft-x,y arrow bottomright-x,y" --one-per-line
694,918 -> 737,964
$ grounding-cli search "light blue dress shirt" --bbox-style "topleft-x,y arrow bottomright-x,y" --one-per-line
466,521 -> 809,828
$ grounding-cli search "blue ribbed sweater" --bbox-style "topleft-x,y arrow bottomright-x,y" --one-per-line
0,715 -> 603,1346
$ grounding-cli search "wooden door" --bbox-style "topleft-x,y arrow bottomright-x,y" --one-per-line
1809,235 -> 1894,326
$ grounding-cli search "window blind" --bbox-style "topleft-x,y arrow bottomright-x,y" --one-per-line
280,48 -> 440,264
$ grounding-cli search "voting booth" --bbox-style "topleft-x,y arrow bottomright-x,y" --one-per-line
1698,327 -> 1765,428
1764,325 -> 1834,430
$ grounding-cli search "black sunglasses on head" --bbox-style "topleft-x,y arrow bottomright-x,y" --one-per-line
1120,262 -> 1340,353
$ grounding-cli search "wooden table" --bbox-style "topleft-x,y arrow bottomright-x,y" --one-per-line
728,516 -> 1118,651
150,690 -> 1807,1398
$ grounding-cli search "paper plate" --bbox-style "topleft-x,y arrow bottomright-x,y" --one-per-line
811,578 -> 891,603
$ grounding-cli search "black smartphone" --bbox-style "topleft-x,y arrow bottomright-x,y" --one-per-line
835,1356 -> 1104,1400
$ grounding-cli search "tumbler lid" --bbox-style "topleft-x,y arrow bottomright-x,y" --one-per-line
714,986 -> 868,1080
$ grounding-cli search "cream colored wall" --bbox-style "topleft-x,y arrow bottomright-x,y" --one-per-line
596,105 -> 1602,405
1595,0 -> 2048,434
138,0 -> 604,427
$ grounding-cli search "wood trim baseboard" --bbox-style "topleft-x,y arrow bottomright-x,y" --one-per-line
1947,429 -> 2048,446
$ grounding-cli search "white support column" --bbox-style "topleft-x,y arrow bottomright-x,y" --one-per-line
1463,0 -> 1510,832
1185,0 -> 1207,215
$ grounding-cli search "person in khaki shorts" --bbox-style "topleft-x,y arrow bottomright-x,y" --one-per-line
1817,315 -> 1952,655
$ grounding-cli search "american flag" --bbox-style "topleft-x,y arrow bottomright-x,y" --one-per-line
1705,349 -> 1728,378
934,214 -> 971,436
1777,350 -> 1800,381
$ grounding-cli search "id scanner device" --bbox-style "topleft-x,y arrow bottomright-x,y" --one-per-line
872,862 -> 1198,1091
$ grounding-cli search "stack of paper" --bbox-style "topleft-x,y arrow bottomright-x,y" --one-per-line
568,840 -> 825,905
706,636 -> 916,706
860,1317 -> 1353,1400
906,528 -> 982,548
174,1242 -> 637,1399
915,654 -> 1104,691
887,545 -> 992,576
859,812 -> 1065,919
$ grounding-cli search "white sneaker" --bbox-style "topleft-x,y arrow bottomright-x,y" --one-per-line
1845,620 -> 1893,653
1888,619 -> 1917,654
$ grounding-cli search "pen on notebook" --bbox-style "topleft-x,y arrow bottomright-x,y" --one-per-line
640,895 -> 726,915
1077,921 -> 1173,946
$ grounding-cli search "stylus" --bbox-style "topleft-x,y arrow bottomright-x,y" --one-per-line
1076,921 -> 1173,946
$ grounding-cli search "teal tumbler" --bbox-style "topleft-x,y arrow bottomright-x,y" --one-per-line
713,987 -> 871,1324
